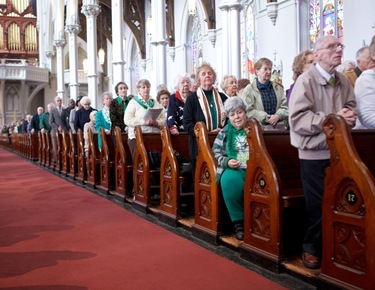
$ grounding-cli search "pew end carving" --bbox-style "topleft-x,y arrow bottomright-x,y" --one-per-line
97,128 -> 116,194
133,126 -> 162,213
86,130 -> 100,188
320,114 -> 375,289
192,122 -> 224,244
159,126 -> 193,226
76,129 -> 87,184
113,127 -> 133,201
240,118 -> 305,273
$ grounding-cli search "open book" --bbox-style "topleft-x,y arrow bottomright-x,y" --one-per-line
144,107 -> 163,121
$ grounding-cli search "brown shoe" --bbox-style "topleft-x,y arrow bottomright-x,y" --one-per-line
302,252 -> 321,269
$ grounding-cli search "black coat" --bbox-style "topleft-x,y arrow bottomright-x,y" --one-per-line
183,90 -> 227,161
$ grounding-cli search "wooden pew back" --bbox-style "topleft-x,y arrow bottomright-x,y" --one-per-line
320,114 -> 375,289
159,127 -> 192,225
98,128 -> 116,193
76,129 -> 87,183
55,132 -> 62,173
61,131 -> 70,176
192,122 -> 220,243
113,127 -> 133,200
86,130 -> 100,188
68,131 -> 78,179
133,126 -> 163,213
240,119 -> 304,269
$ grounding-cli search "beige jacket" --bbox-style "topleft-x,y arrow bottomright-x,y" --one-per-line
241,80 -> 288,125
289,64 -> 356,160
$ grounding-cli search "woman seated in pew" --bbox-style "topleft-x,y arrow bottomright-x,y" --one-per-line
83,111 -> 98,159
124,79 -> 166,160
96,91 -> 113,150
354,35 -> 375,129
212,97 -> 248,241
167,74 -> 192,135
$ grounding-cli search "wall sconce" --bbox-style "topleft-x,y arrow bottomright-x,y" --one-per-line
188,0 -> 196,16
98,48 -> 105,65
146,16 -> 153,37
266,0 -> 278,26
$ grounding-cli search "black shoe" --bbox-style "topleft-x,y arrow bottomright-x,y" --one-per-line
234,223 -> 244,241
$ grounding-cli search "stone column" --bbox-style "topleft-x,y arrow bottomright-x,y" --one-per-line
151,0 -> 167,89
53,0 -> 66,101
111,0 -> 125,86
81,0 -> 101,108
228,1 -> 243,78
0,80 -> 5,126
65,0 -> 81,102
218,1 -> 230,76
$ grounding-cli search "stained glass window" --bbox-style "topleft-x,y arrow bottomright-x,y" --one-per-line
309,0 -> 344,48
241,4 -> 255,81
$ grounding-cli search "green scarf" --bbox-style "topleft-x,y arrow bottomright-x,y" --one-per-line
226,121 -> 247,160
133,95 -> 154,109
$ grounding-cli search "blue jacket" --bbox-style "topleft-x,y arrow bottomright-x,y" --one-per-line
95,109 -> 111,150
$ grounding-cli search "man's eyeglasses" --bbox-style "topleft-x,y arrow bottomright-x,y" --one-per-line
318,43 -> 345,51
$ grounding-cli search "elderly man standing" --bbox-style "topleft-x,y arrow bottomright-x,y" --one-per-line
344,46 -> 372,86
49,96 -> 64,164
289,35 -> 357,270
30,107 -> 44,134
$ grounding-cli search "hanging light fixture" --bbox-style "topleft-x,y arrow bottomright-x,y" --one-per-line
188,0 -> 196,16
146,16 -> 153,37
98,48 -> 105,65
97,14 -> 106,65
83,58 -> 88,73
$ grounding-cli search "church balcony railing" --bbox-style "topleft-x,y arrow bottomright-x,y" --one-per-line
0,59 -> 49,83
64,69 -> 101,85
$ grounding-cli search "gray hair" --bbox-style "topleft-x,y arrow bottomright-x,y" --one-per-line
356,46 -> 369,60
174,73 -> 191,90
136,79 -> 151,89
220,75 -> 237,91
224,97 -> 246,115
101,91 -> 113,101
80,96 -> 91,106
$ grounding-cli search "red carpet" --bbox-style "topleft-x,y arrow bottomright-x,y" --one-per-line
0,149 -> 286,290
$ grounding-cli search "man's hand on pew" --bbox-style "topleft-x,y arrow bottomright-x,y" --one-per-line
336,108 -> 357,127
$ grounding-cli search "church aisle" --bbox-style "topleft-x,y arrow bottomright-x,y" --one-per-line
0,148 -> 288,290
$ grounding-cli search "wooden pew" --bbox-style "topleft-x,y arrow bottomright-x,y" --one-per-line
133,126 -> 162,213
61,131 -> 70,177
67,131 -> 78,180
86,129 -> 100,189
29,133 -> 39,161
55,132 -> 62,173
192,122 -> 222,244
45,132 -> 53,169
239,118 -> 305,272
159,126 -> 193,226
76,129 -> 87,184
319,114 -> 375,290
38,131 -> 43,165
97,128 -> 116,194
41,131 -> 47,166
113,127 -> 133,200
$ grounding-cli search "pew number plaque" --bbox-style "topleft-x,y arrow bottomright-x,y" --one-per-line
346,190 -> 357,206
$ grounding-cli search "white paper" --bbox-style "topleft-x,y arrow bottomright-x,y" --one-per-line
144,108 -> 163,121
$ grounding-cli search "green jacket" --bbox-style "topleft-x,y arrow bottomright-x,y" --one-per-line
40,112 -> 51,131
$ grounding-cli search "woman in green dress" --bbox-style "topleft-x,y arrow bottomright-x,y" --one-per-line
212,97 -> 248,240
